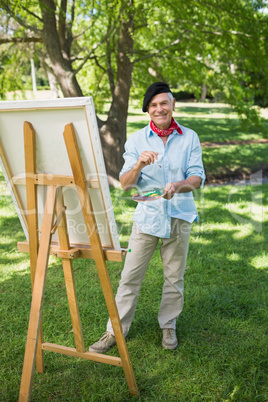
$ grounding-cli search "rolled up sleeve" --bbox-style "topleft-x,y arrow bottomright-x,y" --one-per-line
185,132 -> 206,187
119,137 -> 139,178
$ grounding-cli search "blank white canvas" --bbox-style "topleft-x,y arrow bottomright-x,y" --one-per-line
0,97 -> 120,250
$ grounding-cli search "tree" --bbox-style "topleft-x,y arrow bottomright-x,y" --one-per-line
1,0 -> 267,182
0,0 -> 135,183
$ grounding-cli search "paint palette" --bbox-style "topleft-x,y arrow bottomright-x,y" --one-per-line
132,187 -> 166,202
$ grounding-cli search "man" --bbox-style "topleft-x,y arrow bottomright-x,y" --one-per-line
89,82 -> 205,352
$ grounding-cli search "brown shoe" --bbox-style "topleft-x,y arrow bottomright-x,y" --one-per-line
162,328 -> 178,350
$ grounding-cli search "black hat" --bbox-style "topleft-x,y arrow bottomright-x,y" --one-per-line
142,82 -> 172,112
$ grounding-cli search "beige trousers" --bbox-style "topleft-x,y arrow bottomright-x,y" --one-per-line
107,218 -> 191,336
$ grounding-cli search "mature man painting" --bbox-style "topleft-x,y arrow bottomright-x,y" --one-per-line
90,82 -> 205,352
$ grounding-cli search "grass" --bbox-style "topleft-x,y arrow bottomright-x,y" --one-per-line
202,143 -> 268,181
0,178 -> 268,401
1,103 -> 268,400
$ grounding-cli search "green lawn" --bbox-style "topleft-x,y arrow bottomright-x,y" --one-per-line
0,102 -> 268,400
0,164 -> 267,400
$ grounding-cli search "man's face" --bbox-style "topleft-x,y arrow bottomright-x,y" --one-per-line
148,92 -> 175,130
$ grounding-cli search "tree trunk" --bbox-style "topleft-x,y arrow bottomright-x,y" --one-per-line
201,83 -> 207,102
47,70 -> 59,99
39,0 -> 134,184
99,10 -> 134,184
39,0 -> 83,97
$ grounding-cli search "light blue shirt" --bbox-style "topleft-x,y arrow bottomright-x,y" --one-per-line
119,121 -> 206,238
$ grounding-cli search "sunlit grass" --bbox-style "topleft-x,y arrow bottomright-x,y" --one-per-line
250,252 -> 268,269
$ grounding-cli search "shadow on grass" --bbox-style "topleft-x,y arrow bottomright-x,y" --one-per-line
0,215 -> 27,266
127,113 -> 265,144
203,143 -> 268,181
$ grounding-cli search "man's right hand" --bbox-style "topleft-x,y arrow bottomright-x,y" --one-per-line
136,151 -> 158,170
120,150 -> 158,191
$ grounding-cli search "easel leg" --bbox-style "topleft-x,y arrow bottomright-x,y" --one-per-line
63,123 -> 139,396
24,121 -> 44,374
19,186 -> 58,402
56,188 -> 85,353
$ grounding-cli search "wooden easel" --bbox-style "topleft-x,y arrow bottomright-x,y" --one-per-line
18,121 -> 139,401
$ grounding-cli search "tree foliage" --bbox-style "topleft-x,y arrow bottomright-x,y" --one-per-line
0,0 -> 267,179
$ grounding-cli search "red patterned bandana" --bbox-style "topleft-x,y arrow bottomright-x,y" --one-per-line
150,117 -> 183,137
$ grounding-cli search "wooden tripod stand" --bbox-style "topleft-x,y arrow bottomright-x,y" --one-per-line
18,121 -> 139,401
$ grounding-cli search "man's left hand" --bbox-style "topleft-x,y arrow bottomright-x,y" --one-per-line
163,183 -> 176,199
163,176 -> 202,199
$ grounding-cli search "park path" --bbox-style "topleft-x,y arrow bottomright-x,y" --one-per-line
201,137 -> 268,185
201,138 -> 268,147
